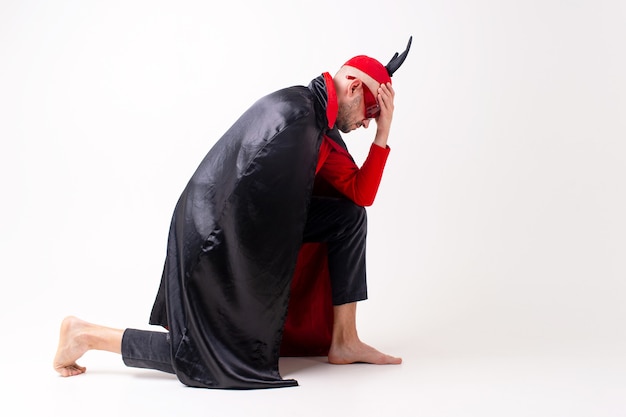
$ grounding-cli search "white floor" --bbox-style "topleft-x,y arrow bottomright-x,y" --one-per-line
4,318 -> 625,417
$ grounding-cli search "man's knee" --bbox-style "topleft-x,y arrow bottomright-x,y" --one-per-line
339,200 -> 367,234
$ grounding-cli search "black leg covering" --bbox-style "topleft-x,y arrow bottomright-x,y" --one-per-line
121,329 -> 175,374
303,196 -> 368,305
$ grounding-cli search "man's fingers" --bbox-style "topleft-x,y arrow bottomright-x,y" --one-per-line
378,83 -> 394,112
378,83 -> 394,108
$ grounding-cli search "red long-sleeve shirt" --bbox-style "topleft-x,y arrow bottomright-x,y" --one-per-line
315,136 -> 390,206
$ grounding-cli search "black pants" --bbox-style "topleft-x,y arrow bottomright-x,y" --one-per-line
122,197 -> 367,372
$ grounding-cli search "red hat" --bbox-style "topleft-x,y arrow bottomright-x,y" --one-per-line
343,55 -> 392,85
343,36 -> 413,84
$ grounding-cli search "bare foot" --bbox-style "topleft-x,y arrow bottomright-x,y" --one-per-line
53,316 -> 90,377
328,340 -> 402,365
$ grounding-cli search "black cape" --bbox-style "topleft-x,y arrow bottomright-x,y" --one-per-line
149,75 -> 334,389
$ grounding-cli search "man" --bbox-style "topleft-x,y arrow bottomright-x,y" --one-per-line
54,37 -> 412,389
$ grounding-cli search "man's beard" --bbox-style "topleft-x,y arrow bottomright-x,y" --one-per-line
335,96 -> 362,133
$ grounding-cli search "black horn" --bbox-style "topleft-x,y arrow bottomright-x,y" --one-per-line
386,36 -> 413,77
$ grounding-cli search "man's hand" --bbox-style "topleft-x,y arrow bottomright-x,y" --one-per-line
373,82 -> 395,148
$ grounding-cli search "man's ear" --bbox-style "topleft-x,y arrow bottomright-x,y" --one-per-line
346,76 -> 362,98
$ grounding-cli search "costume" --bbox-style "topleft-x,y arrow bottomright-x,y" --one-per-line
131,38 -> 412,390
146,73 -> 349,389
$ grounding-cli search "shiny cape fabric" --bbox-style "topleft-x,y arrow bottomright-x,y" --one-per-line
149,78 -> 332,389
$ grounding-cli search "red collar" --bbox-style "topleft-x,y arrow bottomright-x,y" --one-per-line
322,72 -> 338,129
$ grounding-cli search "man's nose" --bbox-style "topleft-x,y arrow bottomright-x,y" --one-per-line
362,119 -> 370,129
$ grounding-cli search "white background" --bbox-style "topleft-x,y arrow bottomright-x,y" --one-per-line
1,0 -> 625,416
